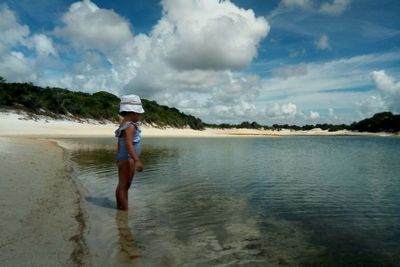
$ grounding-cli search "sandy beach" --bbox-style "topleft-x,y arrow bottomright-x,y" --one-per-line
0,110 -> 275,137
0,137 -> 86,266
1,110 -> 392,138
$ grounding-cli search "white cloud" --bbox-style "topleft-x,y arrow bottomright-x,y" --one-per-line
120,0 -> 269,122
48,0 -> 151,94
205,101 -> 258,122
0,6 -> 36,81
54,0 -> 134,52
3,0 -> 396,126
316,34 -> 330,50
277,0 -> 351,15
0,5 -> 30,48
280,0 -> 312,9
265,102 -> 303,119
309,111 -> 320,120
31,34 -> 58,57
370,70 -> 400,113
319,0 -> 351,16
0,5 -> 63,83
260,52 -> 400,98
356,96 -> 387,117
47,0 -> 269,106
158,0 -> 270,70
210,74 -> 261,104
264,104 -> 321,124
272,63 -> 308,79
0,51 -> 36,82
258,52 -> 400,123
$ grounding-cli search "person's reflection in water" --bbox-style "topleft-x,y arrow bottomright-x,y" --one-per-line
115,210 -> 141,262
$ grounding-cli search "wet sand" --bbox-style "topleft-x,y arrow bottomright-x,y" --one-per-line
0,137 -> 86,266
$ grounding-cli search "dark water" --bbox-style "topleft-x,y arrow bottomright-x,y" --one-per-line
59,136 -> 400,267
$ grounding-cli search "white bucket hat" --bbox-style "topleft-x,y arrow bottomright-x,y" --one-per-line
119,94 -> 145,113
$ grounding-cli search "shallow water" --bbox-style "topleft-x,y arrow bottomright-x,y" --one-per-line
60,136 -> 400,267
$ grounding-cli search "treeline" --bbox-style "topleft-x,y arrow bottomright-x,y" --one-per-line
206,121 -> 350,131
268,112 -> 399,133
206,113 -> 400,133
142,100 -> 204,130
350,112 -> 400,133
205,121 -> 264,129
0,78 -> 399,133
0,79 -> 205,130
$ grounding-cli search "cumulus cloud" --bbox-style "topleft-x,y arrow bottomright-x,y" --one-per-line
0,51 -> 36,82
41,0 -> 269,122
0,6 -> 37,81
31,34 -> 58,57
309,111 -> 320,120
370,70 -> 400,112
49,0 -> 152,94
316,34 -> 331,50
120,0 -> 270,121
54,0 -> 134,52
200,73 -> 261,120
356,96 -> 387,117
1,0 -> 371,125
158,0 -> 270,70
0,5 -> 30,48
265,102 -> 303,120
205,101 -> 258,122
356,70 -> 400,117
210,74 -> 261,103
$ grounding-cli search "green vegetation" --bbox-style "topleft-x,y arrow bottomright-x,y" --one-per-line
269,123 -> 350,132
214,114 -> 399,133
0,82 -> 121,121
0,78 -> 398,133
142,100 -> 204,129
205,121 -> 264,129
0,80 -> 205,129
349,112 -> 400,133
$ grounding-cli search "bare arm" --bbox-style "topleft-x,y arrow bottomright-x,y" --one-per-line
125,125 -> 144,172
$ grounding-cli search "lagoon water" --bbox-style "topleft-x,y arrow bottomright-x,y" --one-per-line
60,136 -> 400,267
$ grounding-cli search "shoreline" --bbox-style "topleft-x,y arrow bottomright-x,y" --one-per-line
0,136 -> 88,266
56,140 -> 89,266
0,110 -> 397,138
0,114 -> 397,265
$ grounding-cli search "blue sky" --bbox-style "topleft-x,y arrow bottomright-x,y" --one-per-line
1,0 -> 399,125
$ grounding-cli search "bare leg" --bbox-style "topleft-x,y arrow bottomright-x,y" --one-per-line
116,159 -> 135,210
115,210 -> 141,260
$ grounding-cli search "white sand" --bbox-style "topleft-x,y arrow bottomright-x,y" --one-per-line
1,110 -> 392,137
0,137 -> 86,266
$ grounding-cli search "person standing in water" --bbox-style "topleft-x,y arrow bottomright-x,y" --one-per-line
115,95 -> 144,210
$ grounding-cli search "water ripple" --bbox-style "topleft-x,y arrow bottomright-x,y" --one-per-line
63,137 -> 400,267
